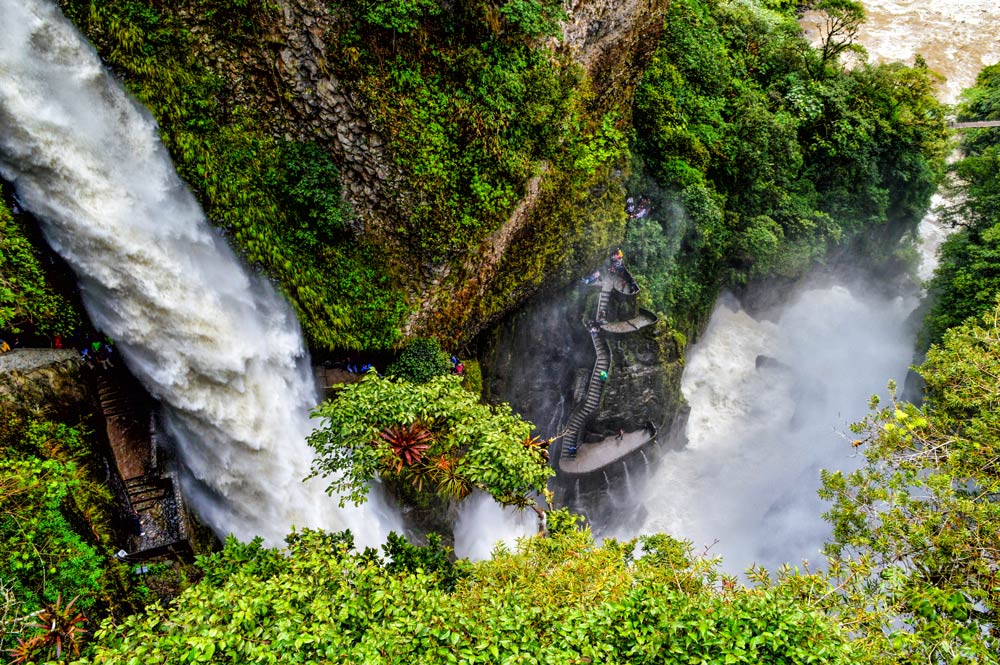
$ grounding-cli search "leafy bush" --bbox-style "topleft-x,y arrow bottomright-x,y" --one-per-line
0,459 -> 105,615
820,299 -> 1000,662
361,0 -> 441,33
266,141 -> 352,252
498,0 -> 566,38
386,337 -> 452,383
331,0 -> 589,260
84,528 -> 864,664
308,373 -> 551,509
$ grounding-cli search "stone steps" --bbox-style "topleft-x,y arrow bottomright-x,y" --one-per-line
124,474 -> 172,512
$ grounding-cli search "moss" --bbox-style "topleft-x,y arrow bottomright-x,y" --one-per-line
0,196 -> 83,338
460,359 -> 483,397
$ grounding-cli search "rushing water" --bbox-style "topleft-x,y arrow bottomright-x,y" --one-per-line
0,0 -> 399,546
626,283 -> 921,570
853,0 -> 1000,106
624,1 -> 1000,573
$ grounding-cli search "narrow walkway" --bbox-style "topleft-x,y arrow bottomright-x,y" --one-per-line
950,120 -> 1000,129
601,310 -> 657,334
97,373 -> 151,480
95,370 -> 190,558
558,275 -> 613,460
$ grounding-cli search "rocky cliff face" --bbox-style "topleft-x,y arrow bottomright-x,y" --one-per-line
562,0 -> 668,107
589,322 -> 686,445
0,349 -> 90,417
262,0 -> 665,343
482,273 -> 687,469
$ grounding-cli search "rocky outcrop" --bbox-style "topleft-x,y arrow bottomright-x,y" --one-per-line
561,0 -> 668,110
590,321 -> 686,445
254,0 -> 661,343
270,0 -> 409,238
481,264 -> 687,468
0,349 -> 88,416
132,0 -> 666,346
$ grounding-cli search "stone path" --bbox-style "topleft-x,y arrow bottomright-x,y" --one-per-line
0,348 -> 77,373
601,309 -> 657,334
94,370 -> 189,558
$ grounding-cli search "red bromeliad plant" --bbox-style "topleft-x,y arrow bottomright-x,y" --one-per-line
9,594 -> 87,664
378,422 -> 434,472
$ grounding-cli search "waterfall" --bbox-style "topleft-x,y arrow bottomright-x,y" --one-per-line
626,285 -> 921,571
0,0 -> 399,546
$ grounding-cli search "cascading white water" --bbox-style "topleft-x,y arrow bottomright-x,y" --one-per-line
626,284 -> 921,570
627,0 -> 1000,573
0,0 -> 399,546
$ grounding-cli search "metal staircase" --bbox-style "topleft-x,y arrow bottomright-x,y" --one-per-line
560,288 -> 612,459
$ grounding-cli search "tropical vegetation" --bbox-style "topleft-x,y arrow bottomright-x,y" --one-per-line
0,198 -> 80,338
2,1 -> 1000,663
922,63 -> 1000,347
625,0 -> 947,331
81,526 -> 864,665
308,373 -> 551,512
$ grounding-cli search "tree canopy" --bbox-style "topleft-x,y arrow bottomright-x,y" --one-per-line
627,0 -> 947,332
819,299 -> 1000,663
922,63 -> 1000,347
81,527 -> 863,665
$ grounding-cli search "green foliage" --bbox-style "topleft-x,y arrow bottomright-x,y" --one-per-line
382,532 -> 465,592
361,0 -> 441,33
497,0 -> 567,38
193,535 -> 285,589
922,222 -> 1000,346
307,373 -> 552,509
819,301 -> 1000,662
84,527 -> 860,664
629,0 -> 947,331
0,408 -> 141,659
332,0 -> 591,260
459,358 -> 482,396
386,337 -> 452,383
265,141 -> 352,253
0,458 -> 105,615
0,200 -> 81,336
923,63 -> 1000,347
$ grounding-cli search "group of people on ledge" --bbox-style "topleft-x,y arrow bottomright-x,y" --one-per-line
1,329 -> 115,370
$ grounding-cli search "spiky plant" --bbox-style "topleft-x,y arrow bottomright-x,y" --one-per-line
9,594 -> 87,664
522,435 -> 551,463
378,422 -> 434,472
426,455 -> 473,501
